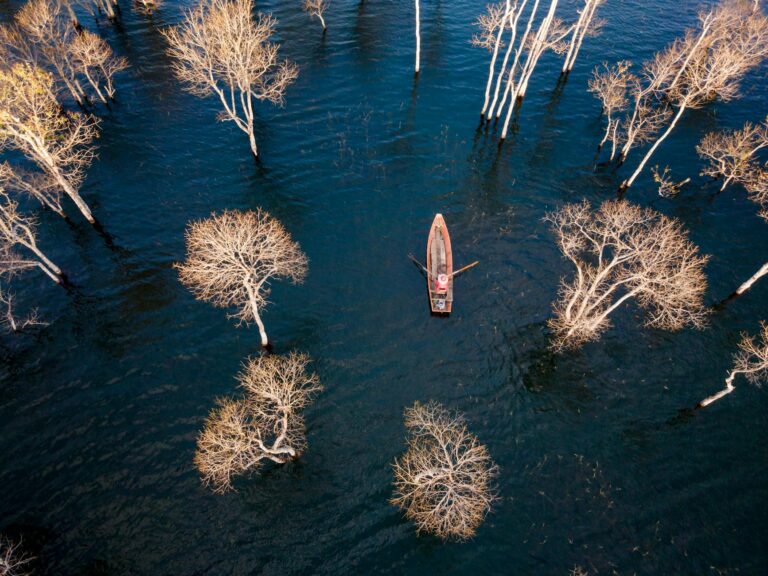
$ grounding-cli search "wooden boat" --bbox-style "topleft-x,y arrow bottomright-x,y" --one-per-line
426,213 -> 453,314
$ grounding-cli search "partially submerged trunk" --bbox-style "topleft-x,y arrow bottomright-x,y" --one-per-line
414,0 -> 421,75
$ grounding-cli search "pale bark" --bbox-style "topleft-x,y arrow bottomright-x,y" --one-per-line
621,100 -> 687,190
414,0 -> 421,75
729,262 -> 768,299
481,0 -> 512,118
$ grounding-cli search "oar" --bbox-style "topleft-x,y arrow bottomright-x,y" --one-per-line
449,260 -> 479,278
408,253 -> 432,277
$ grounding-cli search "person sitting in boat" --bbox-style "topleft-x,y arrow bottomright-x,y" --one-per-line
435,273 -> 449,294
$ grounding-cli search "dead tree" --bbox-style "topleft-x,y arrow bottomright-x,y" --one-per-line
0,190 -> 64,284
697,118 -> 768,191
0,162 -> 64,219
621,2 -> 768,190
546,199 -> 709,350
164,0 -> 298,159
195,352 -> 322,493
176,209 -> 308,347
0,536 -> 34,576
651,165 -> 690,197
0,64 -> 99,224
561,0 -> 605,75
391,401 -> 497,541
303,0 -> 328,30
744,164 -> 768,220
473,1 -> 511,118
0,286 -> 47,333
588,60 -> 631,159
68,30 -> 128,103
134,0 -> 161,15
15,0 -> 89,106
699,322 -> 768,407
414,0 -> 421,75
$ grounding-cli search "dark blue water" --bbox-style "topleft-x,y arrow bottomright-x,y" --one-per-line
1,0 -> 767,574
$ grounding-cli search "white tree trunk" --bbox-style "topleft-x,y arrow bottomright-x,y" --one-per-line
622,101 -> 687,190
319,13 -> 326,29
481,0 -> 512,117
414,0 -> 421,75
54,172 -> 95,224
732,262 -> 768,298
496,0 -> 541,119
699,371 -> 737,407
561,0 -> 588,73
564,0 -> 597,73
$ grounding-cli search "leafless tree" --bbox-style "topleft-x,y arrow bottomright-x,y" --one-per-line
69,30 -> 128,103
561,0 -> 605,75
391,401 -> 497,541
0,190 -> 63,284
414,0 -> 421,75
697,118 -> 768,191
0,162 -> 64,219
743,164 -> 768,220
651,165 -> 690,197
0,536 -> 34,576
499,0 -> 573,139
588,60 -> 631,158
545,199 -> 709,350
0,64 -> 99,224
195,351 -> 322,493
473,1 -> 511,118
176,209 -> 308,347
0,286 -> 47,333
699,321 -> 768,407
134,0 -> 161,15
164,0 -> 298,159
303,0 -> 329,30
622,1 -> 768,190
15,0 -> 90,106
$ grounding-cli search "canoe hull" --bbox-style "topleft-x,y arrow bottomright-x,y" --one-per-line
426,213 -> 453,314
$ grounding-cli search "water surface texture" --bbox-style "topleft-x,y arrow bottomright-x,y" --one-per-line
1,0 -> 767,574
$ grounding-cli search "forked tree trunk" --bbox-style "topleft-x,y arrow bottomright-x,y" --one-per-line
25,243 -> 62,280
563,0 -> 598,73
622,100 -> 688,190
52,171 -> 95,224
561,0 -> 589,74
487,0 -> 529,122
414,0 -> 421,75
319,13 -> 326,29
698,370 -> 737,407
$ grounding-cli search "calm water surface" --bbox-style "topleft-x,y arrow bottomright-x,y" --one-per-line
1,0 -> 767,574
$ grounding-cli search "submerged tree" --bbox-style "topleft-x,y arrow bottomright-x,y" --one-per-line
176,209 -> 308,347
546,199 -> 709,350
0,64 -> 99,224
134,0 -> 161,15
0,190 -> 64,284
744,164 -> 768,220
0,535 -> 34,576
195,352 -> 322,493
391,401 -> 497,541
0,162 -> 64,219
414,0 -> 421,75
303,0 -> 328,30
621,1 -> 768,190
697,118 -> 768,192
588,60 -> 631,158
560,0 -> 605,75
68,30 -> 128,103
164,0 -> 298,159
699,322 -> 768,407
473,1 -> 511,119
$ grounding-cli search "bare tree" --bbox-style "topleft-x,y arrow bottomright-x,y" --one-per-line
699,322 -> 768,407
697,117 -> 768,191
414,0 -> 421,75
69,30 -> 128,103
744,164 -> 768,220
651,165 -> 690,197
622,2 -> 768,190
588,60 -> 630,158
391,401 -> 497,541
546,199 -> 709,350
303,0 -> 329,30
164,0 -> 298,159
15,0 -> 89,106
0,64 -> 99,224
134,0 -> 161,15
0,190 -> 63,284
473,1 -> 511,118
0,536 -> 34,576
0,286 -> 47,333
195,351 -> 322,493
176,209 -> 308,347
561,0 -> 605,75
0,162 -> 64,219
